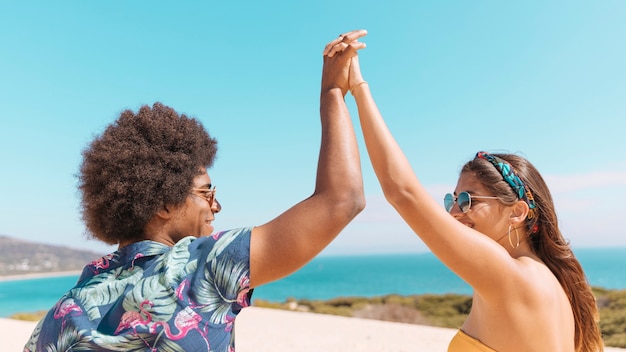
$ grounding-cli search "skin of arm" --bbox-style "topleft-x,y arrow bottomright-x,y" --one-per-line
346,31 -> 576,352
248,31 -> 367,288
349,52 -> 528,298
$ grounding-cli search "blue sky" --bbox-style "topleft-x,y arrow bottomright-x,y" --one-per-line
1,1 -> 625,255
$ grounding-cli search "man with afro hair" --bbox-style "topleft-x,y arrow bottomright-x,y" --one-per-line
25,30 -> 367,352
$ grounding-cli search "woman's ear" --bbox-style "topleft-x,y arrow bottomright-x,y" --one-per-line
510,200 -> 530,225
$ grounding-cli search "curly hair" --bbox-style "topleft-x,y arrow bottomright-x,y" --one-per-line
78,102 -> 218,245
463,153 -> 603,352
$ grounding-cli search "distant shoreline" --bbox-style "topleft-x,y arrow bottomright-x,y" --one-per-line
0,270 -> 82,283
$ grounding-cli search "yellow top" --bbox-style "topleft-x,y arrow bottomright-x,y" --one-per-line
448,330 -> 497,352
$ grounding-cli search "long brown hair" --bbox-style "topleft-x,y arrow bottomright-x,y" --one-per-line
464,153 -> 603,352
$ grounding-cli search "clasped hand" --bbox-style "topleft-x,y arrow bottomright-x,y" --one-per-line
321,29 -> 367,96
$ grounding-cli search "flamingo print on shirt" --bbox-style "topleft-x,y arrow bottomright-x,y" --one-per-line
114,299 -> 154,335
151,306 -> 210,349
24,227 -> 253,352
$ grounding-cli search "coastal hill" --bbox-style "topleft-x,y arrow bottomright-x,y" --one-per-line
0,235 -> 104,276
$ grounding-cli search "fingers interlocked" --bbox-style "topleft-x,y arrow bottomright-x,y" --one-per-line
323,29 -> 367,57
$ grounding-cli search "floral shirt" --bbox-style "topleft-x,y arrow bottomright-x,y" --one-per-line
24,227 -> 253,352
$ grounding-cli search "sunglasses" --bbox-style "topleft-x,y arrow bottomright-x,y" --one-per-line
191,185 -> 221,212
444,191 -> 499,213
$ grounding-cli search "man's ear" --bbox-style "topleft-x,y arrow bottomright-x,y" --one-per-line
510,200 -> 529,225
155,204 -> 173,220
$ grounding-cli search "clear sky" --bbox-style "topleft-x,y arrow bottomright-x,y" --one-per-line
1,1 -> 625,256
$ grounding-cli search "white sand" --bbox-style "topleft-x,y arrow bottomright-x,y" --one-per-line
0,271 -> 81,282
3,307 -> 623,351
236,307 -> 457,351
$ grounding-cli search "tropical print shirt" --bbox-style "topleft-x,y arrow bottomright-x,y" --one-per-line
24,227 -> 253,352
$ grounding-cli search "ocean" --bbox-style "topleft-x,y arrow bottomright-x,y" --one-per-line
1,248 -> 624,318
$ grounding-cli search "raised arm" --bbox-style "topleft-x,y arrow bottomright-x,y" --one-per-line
249,30 -> 367,288
349,41 -> 525,298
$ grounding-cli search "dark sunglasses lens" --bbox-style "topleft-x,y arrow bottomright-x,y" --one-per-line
458,192 -> 471,213
444,193 -> 454,212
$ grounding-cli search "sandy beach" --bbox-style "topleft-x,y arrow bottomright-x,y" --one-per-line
0,270 -> 82,282
3,306 -> 624,352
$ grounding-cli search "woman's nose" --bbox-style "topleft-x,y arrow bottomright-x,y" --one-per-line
448,202 -> 463,218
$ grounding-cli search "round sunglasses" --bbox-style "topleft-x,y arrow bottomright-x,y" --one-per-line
191,185 -> 221,213
444,191 -> 499,213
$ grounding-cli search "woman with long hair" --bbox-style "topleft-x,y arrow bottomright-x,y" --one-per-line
328,29 -> 603,352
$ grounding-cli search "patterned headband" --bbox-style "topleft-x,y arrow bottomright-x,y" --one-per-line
475,151 -> 537,219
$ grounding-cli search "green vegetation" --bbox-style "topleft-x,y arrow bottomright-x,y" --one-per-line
9,311 -> 47,322
254,287 -> 626,348
254,293 -> 471,328
594,288 -> 626,348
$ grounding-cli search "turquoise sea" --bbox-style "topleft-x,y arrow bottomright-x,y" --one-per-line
1,248 -> 625,318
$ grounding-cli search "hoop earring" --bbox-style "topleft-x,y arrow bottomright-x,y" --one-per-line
508,224 -> 520,249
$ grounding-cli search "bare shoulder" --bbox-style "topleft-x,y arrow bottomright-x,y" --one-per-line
514,255 -> 569,307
